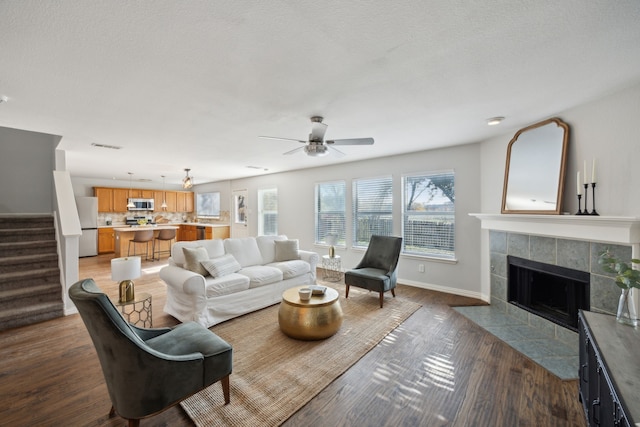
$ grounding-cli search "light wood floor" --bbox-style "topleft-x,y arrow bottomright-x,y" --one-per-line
0,254 -> 586,426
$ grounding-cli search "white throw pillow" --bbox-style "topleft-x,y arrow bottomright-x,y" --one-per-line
182,246 -> 209,276
202,254 -> 242,278
274,239 -> 299,262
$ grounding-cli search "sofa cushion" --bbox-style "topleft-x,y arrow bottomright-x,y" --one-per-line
238,265 -> 283,288
182,246 -> 209,276
269,260 -> 310,280
274,239 -> 300,262
224,237 -> 263,267
172,240 -> 225,268
201,254 -> 241,278
205,273 -> 250,297
256,235 -> 287,264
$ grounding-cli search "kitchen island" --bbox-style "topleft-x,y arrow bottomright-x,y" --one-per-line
112,224 -> 230,258
113,225 -> 179,258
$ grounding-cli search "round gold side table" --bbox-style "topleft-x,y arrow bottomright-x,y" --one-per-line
278,285 -> 343,340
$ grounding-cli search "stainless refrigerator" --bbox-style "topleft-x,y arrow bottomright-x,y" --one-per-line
76,196 -> 98,257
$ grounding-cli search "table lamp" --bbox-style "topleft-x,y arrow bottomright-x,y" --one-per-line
326,234 -> 338,258
111,256 -> 141,303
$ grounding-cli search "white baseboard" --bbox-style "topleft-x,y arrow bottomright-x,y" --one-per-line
398,278 -> 488,302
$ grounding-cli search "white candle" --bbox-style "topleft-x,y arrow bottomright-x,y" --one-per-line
577,172 -> 582,195
583,161 -> 588,184
591,158 -> 596,183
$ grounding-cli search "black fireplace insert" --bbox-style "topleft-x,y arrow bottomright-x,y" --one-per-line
507,256 -> 590,331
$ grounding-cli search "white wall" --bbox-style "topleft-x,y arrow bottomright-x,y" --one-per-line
0,126 -> 61,213
219,142 -> 483,298
480,80 -> 640,216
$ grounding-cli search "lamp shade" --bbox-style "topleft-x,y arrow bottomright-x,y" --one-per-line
111,256 -> 141,282
326,234 -> 338,246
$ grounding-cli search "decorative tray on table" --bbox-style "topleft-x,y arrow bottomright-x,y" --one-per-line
309,285 -> 327,296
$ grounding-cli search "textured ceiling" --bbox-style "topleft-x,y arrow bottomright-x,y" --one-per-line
1,0 -> 640,186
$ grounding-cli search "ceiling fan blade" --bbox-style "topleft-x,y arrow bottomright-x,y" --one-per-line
259,136 -> 307,144
326,137 -> 374,146
283,146 -> 305,155
309,121 -> 328,142
327,145 -> 345,157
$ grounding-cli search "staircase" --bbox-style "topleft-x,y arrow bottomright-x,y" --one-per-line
0,215 -> 64,331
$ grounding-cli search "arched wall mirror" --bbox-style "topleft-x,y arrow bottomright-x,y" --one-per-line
501,118 -> 569,214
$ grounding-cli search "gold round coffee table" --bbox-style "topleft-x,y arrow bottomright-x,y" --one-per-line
278,285 -> 343,340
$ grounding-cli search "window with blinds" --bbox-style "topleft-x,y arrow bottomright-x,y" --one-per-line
315,181 -> 346,245
258,188 -> 278,236
402,171 -> 455,259
352,176 -> 393,248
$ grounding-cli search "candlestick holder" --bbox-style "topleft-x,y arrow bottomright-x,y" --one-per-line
590,182 -> 599,216
576,194 -> 584,215
583,183 -> 590,214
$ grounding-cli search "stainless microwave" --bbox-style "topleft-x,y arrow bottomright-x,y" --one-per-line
128,198 -> 154,211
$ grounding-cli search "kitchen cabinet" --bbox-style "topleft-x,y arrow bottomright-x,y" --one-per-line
154,191 -> 166,212
113,188 -> 131,212
98,227 -> 115,253
206,226 -> 230,240
179,225 -> 197,241
94,187 -> 113,212
578,310 -> 639,427
164,191 -> 177,212
176,191 -> 194,213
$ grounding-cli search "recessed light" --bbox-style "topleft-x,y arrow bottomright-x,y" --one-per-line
487,117 -> 505,126
0,95 -> 8,104
91,142 -> 122,150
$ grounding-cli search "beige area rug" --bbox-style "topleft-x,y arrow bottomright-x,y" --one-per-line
180,286 -> 421,426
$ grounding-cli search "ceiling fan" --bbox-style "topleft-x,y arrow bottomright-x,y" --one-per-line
259,116 -> 374,157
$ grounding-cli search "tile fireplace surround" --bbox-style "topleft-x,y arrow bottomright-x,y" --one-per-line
470,214 -> 640,370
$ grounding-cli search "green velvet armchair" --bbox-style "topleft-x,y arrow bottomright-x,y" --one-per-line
69,279 -> 232,427
344,235 -> 403,308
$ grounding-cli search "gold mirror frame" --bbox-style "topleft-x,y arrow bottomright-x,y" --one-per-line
501,118 -> 569,214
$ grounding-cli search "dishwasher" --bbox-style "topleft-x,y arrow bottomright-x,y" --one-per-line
196,226 -> 206,240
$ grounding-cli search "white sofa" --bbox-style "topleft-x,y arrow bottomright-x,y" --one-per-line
159,235 -> 319,327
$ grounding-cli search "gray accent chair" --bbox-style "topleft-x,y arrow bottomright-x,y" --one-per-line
69,279 -> 232,427
344,235 -> 403,308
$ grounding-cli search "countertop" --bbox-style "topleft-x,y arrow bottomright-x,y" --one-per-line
100,223 -> 229,229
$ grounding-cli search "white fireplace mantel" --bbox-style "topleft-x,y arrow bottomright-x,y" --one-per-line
469,213 -> 640,246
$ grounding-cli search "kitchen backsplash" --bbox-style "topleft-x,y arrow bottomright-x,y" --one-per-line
98,210 -> 230,226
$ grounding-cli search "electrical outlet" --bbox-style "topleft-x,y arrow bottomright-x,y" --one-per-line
418,264 -> 425,273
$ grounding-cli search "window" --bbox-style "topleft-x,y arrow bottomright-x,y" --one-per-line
196,192 -> 220,218
258,188 -> 278,235
352,176 -> 393,247
315,181 -> 346,246
402,171 -> 455,259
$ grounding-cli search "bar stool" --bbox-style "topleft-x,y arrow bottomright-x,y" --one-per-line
153,228 -> 176,260
128,229 -> 155,261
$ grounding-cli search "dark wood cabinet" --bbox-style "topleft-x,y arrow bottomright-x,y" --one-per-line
578,311 -> 638,427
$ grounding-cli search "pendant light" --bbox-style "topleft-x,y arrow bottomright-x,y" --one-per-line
182,168 -> 193,189
126,172 -> 135,208
161,175 -> 168,210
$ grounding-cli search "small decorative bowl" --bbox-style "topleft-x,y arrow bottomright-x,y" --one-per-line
298,288 -> 312,301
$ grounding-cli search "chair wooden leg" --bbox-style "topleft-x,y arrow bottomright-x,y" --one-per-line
391,288 -> 396,298
379,292 -> 384,308
109,405 -> 116,418
345,285 -> 350,298
127,419 -> 140,427
222,374 -> 231,404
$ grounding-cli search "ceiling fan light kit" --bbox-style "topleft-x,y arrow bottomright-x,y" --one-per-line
260,116 -> 374,158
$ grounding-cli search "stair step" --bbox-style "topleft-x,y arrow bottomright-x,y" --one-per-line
0,215 -> 53,226
0,268 -> 61,291
0,253 -> 59,274
0,301 -> 64,331
0,283 -> 62,310
0,227 -> 55,243
0,240 -> 57,257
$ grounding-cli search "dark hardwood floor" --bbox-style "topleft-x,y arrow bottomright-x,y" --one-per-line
0,254 -> 586,426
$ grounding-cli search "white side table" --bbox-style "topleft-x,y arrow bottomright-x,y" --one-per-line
322,255 -> 342,282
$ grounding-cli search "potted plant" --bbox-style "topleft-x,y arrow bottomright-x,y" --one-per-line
598,250 -> 639,327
